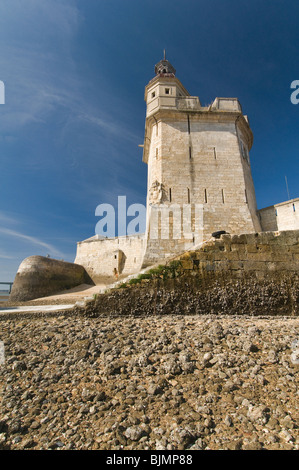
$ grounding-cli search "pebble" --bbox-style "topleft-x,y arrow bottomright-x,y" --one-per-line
290,350 -> 299,365
0,313 -> 298,450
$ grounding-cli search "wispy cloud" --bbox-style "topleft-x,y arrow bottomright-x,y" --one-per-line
0,252 -> 16,260
0,1 -> 145,279
0,1 -> 140,143
0,228 -> 66,259
75,111 -> 140,145
0,210 -> 20,226
0,0 -> 81,131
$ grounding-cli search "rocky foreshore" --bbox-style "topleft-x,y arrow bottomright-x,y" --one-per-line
0,312 -> 298,450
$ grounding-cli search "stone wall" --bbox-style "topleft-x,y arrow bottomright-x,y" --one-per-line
259,198 -> 299,232
74,234 -> 145,283
10,256 -> 93,302
176,229 -> 299,276
79,230 -> 299,317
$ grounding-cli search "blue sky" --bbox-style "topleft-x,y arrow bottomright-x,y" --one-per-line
0,0 -> 298,281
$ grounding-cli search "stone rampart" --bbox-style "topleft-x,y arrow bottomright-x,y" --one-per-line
74,234 -> 145,283
176,230 -> 299,276
78,230 -> 299,317
10,256 -> 94,302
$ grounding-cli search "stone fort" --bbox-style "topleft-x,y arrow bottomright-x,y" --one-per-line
74,55 -> 299,283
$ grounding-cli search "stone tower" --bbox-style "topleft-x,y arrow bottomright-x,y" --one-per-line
141,54 -> 261,267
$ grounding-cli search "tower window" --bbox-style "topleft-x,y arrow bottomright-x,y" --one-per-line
293,203 -> 296,212
245,190 -> 248,204
213,147 -> 217,159
165,88 -> 170,95
187,188 -> 190,204
169,188 -> 172,202
189,146 -> 192,159
187,115 -> 191,134
151,91 -> 156,98
204,189 -> 207,203
222,189 -> 225,203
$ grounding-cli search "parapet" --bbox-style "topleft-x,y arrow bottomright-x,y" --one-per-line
210,97 -> 242,113
176,96 -> 201,111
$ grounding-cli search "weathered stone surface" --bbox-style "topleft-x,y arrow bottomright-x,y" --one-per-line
74,234 -> 145,283
10,256 -> 94,302
0,313 -> 298,450
77,274 -> 299,319
72,230 -> 299,318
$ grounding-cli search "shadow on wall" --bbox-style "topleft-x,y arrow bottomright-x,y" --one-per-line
118,250 -> 126,273
259,206 -> 278,232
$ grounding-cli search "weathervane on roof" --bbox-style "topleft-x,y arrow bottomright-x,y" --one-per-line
154,50 -> 176,76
